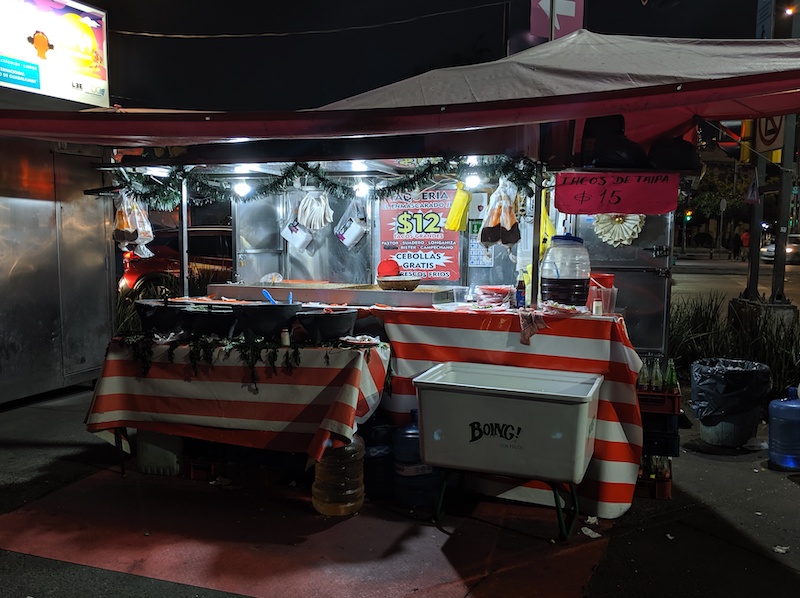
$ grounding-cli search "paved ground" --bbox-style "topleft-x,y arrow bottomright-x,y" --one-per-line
2,383 -> 800,597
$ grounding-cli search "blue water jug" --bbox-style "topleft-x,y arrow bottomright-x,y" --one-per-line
768,387 -> 800,471
393,409 -> 443,508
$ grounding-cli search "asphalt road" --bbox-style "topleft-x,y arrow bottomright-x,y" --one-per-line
671,257 -> 800,305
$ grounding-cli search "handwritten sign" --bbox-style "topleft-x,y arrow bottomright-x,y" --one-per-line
554,171 -> 679,215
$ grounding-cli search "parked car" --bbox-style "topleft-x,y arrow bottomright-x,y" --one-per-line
119,226 -> 234,297
760,233 -> 800,264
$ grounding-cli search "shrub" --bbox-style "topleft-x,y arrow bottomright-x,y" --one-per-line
669,292 -> 800,403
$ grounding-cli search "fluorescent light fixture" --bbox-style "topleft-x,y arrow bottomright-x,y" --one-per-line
466,155 -> 479,166
351,160 -> 368,172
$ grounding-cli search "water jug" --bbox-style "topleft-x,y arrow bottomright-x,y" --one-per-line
540,234 -> 591,306
312,435 -> 365,516
769,387 -> 800,471
393,409 -> 443,509
360,410 -> 396,500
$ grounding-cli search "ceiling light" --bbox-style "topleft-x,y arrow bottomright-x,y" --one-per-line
234,182 -> 251,196
354,181 -> 370,197
465,174 -> 481,189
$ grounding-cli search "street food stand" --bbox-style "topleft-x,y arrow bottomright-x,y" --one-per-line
5,30 -> 800,517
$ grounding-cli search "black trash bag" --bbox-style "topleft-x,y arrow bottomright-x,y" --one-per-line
690,358 -> 772,419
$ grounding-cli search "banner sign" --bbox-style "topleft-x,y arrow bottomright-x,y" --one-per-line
0,0 -> 109,107
554,171 -> 679,215
379,189 -> 461,282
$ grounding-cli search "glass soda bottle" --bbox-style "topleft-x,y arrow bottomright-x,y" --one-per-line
637,358 -> 651,391
651,357 -> 664,392
665,358 -> 678,392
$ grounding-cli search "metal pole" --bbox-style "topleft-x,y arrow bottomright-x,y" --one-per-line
550,0 -> 556,40
742,158 -> 765,301
770,113 -> 796,303
180,178 -> 189,297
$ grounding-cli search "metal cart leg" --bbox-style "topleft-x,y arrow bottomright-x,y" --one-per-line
433,469 -> 453,523
114,427 -> 127,477
546,481 -> 579,541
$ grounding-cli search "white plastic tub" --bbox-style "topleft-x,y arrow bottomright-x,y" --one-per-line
412,362 -> 603,484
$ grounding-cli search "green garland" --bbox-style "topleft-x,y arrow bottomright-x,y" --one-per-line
119,332 -> 379,388
114,155 -> 540,210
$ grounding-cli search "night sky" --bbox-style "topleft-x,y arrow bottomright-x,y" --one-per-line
87,0 -> 762,112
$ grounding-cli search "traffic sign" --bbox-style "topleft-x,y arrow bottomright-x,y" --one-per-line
755,116 -> 784,152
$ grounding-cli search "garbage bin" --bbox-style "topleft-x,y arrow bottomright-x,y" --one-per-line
690,358 -> 772,447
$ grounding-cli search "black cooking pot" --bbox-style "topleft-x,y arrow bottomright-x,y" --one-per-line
134,299 -> 186,332
231,302 -> 303,340
181,305 -> 238,338
297,307 -> 358,342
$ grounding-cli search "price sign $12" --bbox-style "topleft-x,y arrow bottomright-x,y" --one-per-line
395,211 -> 443,235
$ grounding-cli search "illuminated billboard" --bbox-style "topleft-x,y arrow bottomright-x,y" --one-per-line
0,0 -> 109,107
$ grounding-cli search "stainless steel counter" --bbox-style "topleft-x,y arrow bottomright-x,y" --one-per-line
207,283 -> 455,308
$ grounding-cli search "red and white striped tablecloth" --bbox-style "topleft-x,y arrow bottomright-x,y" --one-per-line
369,307 -> 643,519
85,341 -> 391,463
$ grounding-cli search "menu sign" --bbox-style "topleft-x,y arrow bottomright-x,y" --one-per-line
554,170 -> 679,215
0,0 -> 109,107
379,188 -> 461,282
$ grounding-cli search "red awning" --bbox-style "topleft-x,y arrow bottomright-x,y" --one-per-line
0,30 -> 798,151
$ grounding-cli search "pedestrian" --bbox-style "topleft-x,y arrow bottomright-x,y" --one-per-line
740,229 -> 750,261
731,232 -> 742,261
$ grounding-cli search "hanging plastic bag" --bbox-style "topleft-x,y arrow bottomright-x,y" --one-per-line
479,177 -> 519,248
444,182 -> 472,232
334,198 -> 367,249
297,190 -> 334,231
113,193 -> 154,257
129,199 -> 154,257
281,219 -> 313,250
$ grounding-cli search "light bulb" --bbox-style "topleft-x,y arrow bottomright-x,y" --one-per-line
354,181 -> 370,197
234,182 -> 251,196
465,174 -> 481,189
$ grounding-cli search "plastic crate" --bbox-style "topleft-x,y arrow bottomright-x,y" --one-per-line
638,387 -> 681,414
643,431 -> 680,456
642,413 -> 679,434
635,477 -> 673,500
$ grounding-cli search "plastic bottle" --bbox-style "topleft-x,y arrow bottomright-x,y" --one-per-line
539,234 -> 591,306
359,410 -> 396,500
393,409 -> 443,509
312,435 -> 365,516
768,387 -> 800,471
515,271 -> 526,308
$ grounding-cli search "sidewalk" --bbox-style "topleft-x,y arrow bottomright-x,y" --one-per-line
1,387 -> 800,597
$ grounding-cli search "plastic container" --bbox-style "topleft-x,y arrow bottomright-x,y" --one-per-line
393,409 -> 442,508
540,234 -> 591,306
586,272 -> 617,312
412,362 -> 603,484
769,387 -> 800,471
360,410 -> 396,500
312,435 -> 365,516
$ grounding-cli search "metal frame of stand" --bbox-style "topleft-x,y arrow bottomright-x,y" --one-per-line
432,470 -> 581,542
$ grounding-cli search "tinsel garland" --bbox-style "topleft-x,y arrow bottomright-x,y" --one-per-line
115,155 -> 540,211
